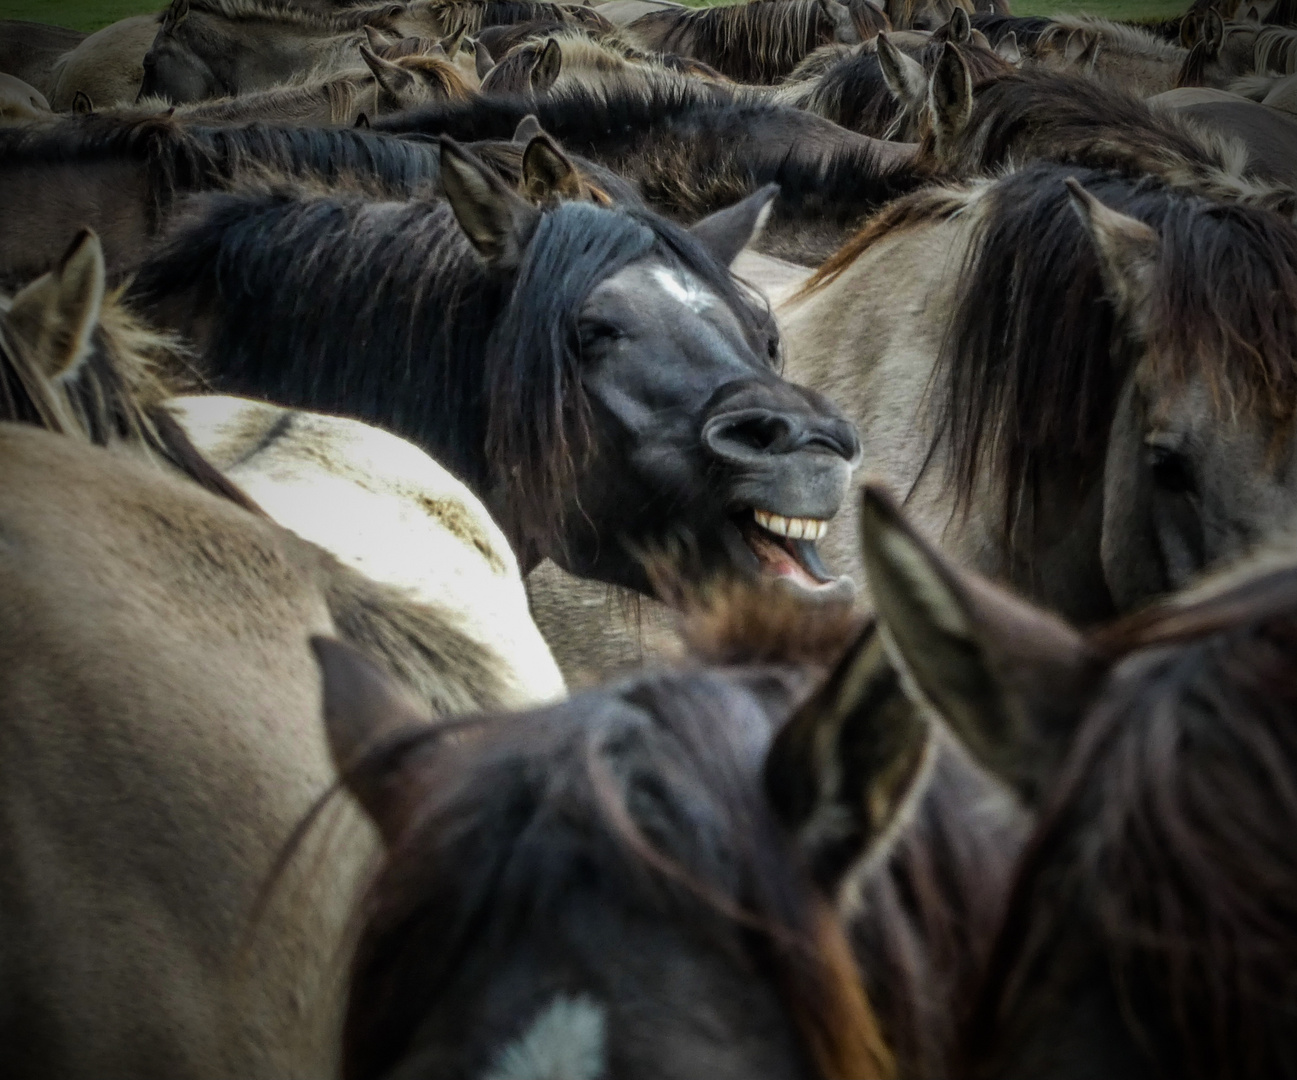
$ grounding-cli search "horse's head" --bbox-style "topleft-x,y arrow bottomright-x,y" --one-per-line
311,576 -> 904,1079
439,140 -> 861,599
138,0 -> 225,105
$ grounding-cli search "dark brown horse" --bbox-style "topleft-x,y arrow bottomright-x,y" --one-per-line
856,483 -> 1297,1079
310,581 -> 898,1080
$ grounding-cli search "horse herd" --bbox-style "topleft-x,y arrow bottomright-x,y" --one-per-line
3,0 -> 1297,1075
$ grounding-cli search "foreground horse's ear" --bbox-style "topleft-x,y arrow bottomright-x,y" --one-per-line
689,183 -> 778,268
361,43 -> 417,98
522,133 -> 583,202
928,42 -> 972,159
440,136 -> 541,268
7,228 -> 105,380
858,484 -> 1100,806
311,636 -> 434,844
765,618 -> 931,896
530,37 -> 562,94
1064,177 -> 1160,339
877,32 -> 925,109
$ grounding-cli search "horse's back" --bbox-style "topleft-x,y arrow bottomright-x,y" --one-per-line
0,422 -> 366,1079
171,395 -> 566,706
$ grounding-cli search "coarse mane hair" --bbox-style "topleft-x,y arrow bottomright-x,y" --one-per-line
969,554 -> 1297,1079
377,82 -> 920,224
341,656 -> 892,1080
0,250 -> 256,511
632,0 -> 877,83
0,114 -> 442,229
1037,13 -> 1188,60
1256,24 -> 1297,72
433,0 -> 582,35
924,66 -> 1297,217
969,11 -> 1055,47
936,162 -> 1297,544
167,0 -> 407,31
129,190 -> 764,547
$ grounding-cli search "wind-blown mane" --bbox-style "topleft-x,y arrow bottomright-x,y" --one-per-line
926,67 -> 1297,216
970,556 -> 1297,1079
1256,24 -> 1297,72
341,663 -> 892,1080
435,0 -> 586,35
1037,13 -> 1187,61
378,83 -> 920,239
130,192 -> 763,546
936,163 -> 1297,543
629,0 -> 881,83
0,114 -> 442,229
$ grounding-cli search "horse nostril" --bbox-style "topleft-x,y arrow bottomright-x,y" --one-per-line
703,410 -> 797,463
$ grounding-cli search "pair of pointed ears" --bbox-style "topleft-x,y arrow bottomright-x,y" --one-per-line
5,228 -> 106,384
440,134 -> 777,270
1064,177 -> 1162,337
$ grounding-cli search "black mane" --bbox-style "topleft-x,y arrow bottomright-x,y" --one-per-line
130,189 -> 763,545
938,162 -> 1297,545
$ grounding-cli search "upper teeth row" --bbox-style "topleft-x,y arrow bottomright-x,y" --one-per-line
754,509 -> 827,541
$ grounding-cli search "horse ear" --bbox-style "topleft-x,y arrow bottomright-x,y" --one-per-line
361,43 -> 417,98
441,24 -> 468,58
440,136 -> 541,268
819,0 -> 861,42
859,485 -> 1098,806
945,6 -> 971,43
165,0 -> 190,29
6,228 -> 105,381
522,133 -> 583,202
72,89 -> 94,115
513,113 -> 544,144
1204,7 -> 1225,50
1244,4 -> 1261,21
876,32 -> 926,108
475,40 -> 495,80
355,112 -> 371,128
928,41 -> 972,159
1179,12 -> 1200,48
1064,177 -> 1160,339
995,30 -> 1021,64
1063,28 -> 1088,63
765,618 -> 931,895
688,183 -> 778,268
311,636 -> 434,847
530,37 -> 562,94
364,24 -> 396,52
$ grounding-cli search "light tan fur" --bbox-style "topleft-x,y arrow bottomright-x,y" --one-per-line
49,13 -> 163,111
1034,16 -> 1190,96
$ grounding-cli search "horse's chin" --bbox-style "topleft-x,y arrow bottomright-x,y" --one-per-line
724,512 -> 856,603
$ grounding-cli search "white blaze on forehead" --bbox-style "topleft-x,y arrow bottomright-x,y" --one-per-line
650,266 -> 718,313
483,995 -> 607,1080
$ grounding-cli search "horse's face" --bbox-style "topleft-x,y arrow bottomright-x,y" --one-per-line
1102,364 -> 1297,608
558,199 -> 860,597
138,20 -> 221,104
315,634 -> 889,1080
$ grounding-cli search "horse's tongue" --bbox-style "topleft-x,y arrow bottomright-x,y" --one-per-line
743,521 -> 821,589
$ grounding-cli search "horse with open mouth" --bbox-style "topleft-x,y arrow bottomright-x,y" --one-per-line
132,137 -> 862,601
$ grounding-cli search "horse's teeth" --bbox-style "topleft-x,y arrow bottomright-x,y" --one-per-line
752,511 -> 827,541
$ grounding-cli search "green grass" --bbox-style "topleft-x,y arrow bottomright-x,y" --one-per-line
1,1 -> 162,33
0,0 -> 1183,34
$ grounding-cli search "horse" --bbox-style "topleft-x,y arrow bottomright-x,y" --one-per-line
0,73 -> 52,124
854,482 -> 1297,1079
48,13 -> 164,111
310,577 -> 904,1080
1030,15 -> 1192,95
780,162 -> 1297,623
0,230 -> 561,1078
132,137 -> 862,599
624,0 -> 887,83
137,45 -> 473,126
901,46 -> 1297,216
137,0 -> 408,104
1151,88 -> 1297,187
375,82 -> 922,264
0,19 -> 85,99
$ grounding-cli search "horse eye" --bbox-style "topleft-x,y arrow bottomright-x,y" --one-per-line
1148,445 -> 1197,496
578,321 -> 622,350
766,335 -> 781,363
